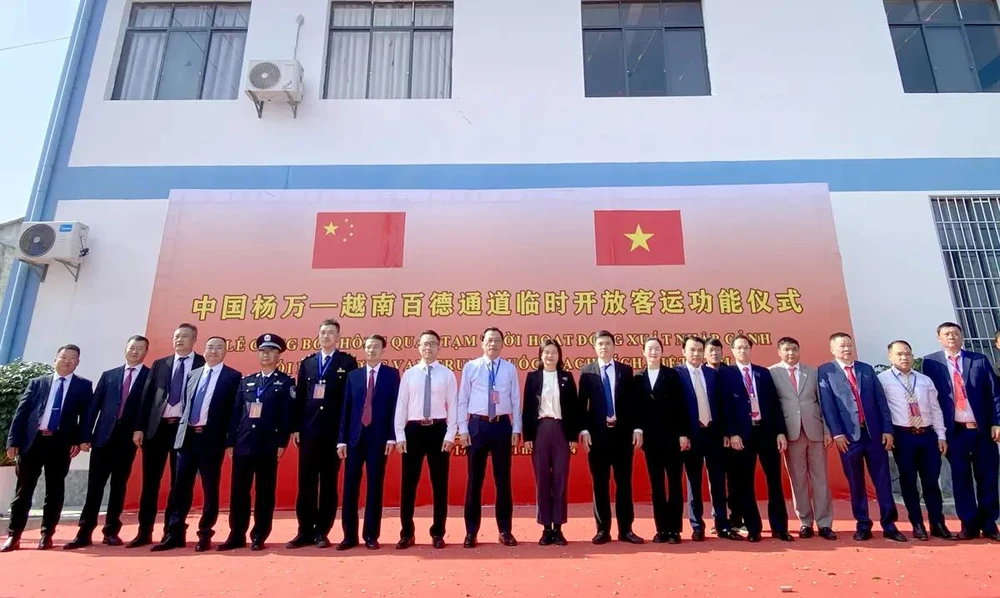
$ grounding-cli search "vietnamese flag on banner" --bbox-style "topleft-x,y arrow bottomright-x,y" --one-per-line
312,212 -> 406,269
594,210 -> 685,266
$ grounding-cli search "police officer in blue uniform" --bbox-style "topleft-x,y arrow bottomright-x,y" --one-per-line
218,334 -> 293,552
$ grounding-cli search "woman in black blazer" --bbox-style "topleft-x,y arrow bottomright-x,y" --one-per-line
523,339 -> 579,547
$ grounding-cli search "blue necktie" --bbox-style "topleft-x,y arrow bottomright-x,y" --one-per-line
602,363 -> 615,418
488,361 -> 497,419
423,366 -> 433,419
322,354 -> 331,375
189,368 -> 212,426
49,377 -> 66,432
167,356 -> 188,406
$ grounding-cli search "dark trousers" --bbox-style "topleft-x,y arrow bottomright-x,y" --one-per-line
341,427 -> 389,543
733,425 -> 789,535
839,427 -> 898,532
892,427 -> 944,529
7,435 -> 71,536
948,426 -> 1000,535
165,432 -> 225,538
587,426 -> 635,535
725,447 -> 743,526
683,425 -> 730,533
295,439 -> 341,538
400,421 -> 450,539
465,416 -> 514,535
228,454 -> 278,542
645,445 -> 684,534
137,420 -> 179,536
78,427 -> 137,537
531,418 -> 570,526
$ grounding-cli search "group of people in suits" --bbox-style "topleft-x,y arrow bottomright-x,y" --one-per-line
3,318 -> 999,553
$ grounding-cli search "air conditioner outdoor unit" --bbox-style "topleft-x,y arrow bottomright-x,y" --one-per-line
244,59 -> 303,118
14,221 -> 89,281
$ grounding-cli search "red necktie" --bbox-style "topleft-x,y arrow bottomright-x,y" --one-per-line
845,365 -> 865,425
118,367 -> 134,419
948,356 -> 970,411
362,368 -> 375,427
788,366 -> 798,393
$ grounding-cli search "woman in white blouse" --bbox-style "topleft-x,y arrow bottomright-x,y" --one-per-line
522,339 -> 580,546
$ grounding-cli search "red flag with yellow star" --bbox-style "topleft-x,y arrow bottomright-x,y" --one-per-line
593,210 -> 685,266
312,212 -> 406,269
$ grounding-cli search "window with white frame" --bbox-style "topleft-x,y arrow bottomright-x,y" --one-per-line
931,195 -> 1000,361
112,2 -> 251,100
325,1 -> 453,99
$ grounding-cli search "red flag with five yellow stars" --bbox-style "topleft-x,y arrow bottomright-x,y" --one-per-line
312,212 -> 406,269
593,210 -> 685,266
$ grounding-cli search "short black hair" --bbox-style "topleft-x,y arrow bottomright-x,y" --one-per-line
320,319 -> 341,332
366,334 -> 387,348
482,327 -> 503,341
57,344 -> 81,356
419,330 -> 441,343
537,339 -> 564,371
682,336 -> 705,350
730,334 -> 753,348
829,332 -> 852,342
127,334 -> 149,346
776,336 -> 799,350
206,336 -> 227,345
644,337 -> 663,350
887,340 -> 912,351
705,338 -> 723,349
176,323 -> 198,335
594,330 -> 615,345
936,321 -> 963,335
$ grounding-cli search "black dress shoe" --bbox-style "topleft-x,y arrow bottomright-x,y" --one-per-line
103,535 -> 123,547
618,531 -> 644,544
396,536 -> 415,550
912,525 -> 929,541
431,536 -> 445,549
195,537 -> 212,552
336,539 -> 358,551
818,527 -> 837,540
150,535 -> 186,552
747,533 -> 761,542
930,524 -> 956,540
499,532 -> 517,547
774,532 -> 794,542
883,530 -> 907,542
652,532 -> 668,544
553,531 -> 568,546
666,533 -> 681,545
957,529 -> 979,541
315,536 -> 332,549
798,526 -> 814,539
592,531 -> 611,545
64,536 -> 93,550
691,529 -> 705,542
1,536 -> 20,552
217,537 -> 246,551
250,539 -> 265,551
126,534 -> 152,549
853,530 -> 873,541
285,534 -> 314,549
463,534 -> 477,548
365,539 -> 380,550
539,531 -> 555,546
983,530 -> 1000,541
720,529 -> 744,541
38,535 -> 54,550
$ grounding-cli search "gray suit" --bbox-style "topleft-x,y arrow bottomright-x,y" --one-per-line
769,362 -> 834,529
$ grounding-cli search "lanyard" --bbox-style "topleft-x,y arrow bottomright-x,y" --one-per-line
892,370 -> 917,399
255,372 -> 275,400
318,351 -> 333,378
488,360 -> 498,391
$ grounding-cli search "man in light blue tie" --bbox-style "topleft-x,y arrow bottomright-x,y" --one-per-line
458,327 -> 522,548
152,337 -> 242,552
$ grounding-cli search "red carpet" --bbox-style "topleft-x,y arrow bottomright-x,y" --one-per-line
1,502 -> 996,597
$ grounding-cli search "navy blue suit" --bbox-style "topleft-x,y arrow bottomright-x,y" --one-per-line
338,364 -> 400,544
922,350 -> 1000,535
674,363 -> 731,534
6,374 -> 94,536
77,364 -> 149,538
721,364 -> 789,536
818,360 -> 898,533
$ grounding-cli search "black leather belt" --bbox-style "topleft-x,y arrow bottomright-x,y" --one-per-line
894,425 -> 932,435
189,426 -> 205,434
162,417 -> 181,424
471,414 -> 509,423
410,418 -> 446,427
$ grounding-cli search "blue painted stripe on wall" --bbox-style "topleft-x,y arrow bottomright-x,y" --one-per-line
45,157 -> 1000,199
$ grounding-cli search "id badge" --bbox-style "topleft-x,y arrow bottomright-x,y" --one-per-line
490,390 -> 500,405
908,402 -> 921,417
313,381 -> 326,400
249,402 -> 263,419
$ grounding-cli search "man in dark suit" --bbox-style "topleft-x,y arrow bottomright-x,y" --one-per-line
638,337 -> 690,544
675,336 -> 738,541
129,323 -> 204,548
818,332 -> 905,542
578,330 -> 644,545
65,335 -> 150,549
2,344 -> 93,552
287,319 -> 358,549
336,334 -> 400,550
923,322 -> 1000,540
723,335 -> 792,542
152,336 -> 242,552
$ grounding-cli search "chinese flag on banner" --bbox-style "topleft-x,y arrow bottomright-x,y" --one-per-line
594,210 -> 685,266
312,212 -> 406,269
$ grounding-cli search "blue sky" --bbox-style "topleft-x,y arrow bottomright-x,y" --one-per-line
0,0 -> 80,223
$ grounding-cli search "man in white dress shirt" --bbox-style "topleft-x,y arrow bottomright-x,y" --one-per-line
877,340 -> 955,541
394,330 -> 458,550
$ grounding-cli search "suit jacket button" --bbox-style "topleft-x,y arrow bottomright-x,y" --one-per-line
319,406 -> 324,410
251,425 -> 256,429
